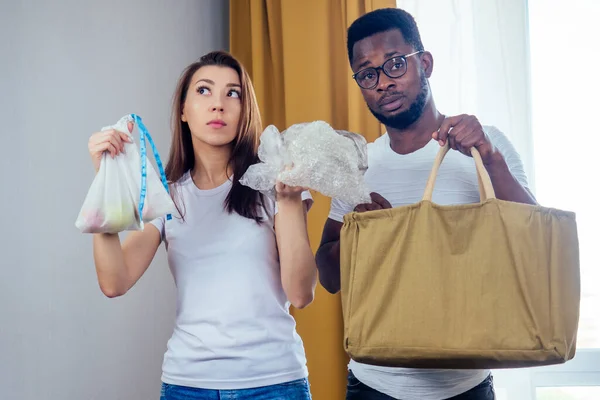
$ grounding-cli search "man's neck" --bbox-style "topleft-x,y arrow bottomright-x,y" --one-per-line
386,103 -> 445,155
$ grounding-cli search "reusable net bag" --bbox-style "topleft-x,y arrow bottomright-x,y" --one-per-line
75,114 -> 176,234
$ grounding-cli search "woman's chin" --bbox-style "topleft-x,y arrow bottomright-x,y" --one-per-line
191,132 -> 236,148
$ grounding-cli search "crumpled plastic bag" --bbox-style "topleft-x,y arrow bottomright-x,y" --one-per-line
75,114 -> 177,234
240,120 -> 371,206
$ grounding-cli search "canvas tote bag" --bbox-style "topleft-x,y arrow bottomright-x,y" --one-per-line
340,143 -> 580,369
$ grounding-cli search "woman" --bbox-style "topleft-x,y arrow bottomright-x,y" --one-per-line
87,51 -> 316,399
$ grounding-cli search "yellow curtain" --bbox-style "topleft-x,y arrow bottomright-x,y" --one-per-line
231,1 -> 395,398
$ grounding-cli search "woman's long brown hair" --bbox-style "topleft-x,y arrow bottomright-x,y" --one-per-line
165,51 -> 265,222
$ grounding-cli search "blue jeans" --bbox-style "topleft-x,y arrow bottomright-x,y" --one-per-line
346,371 -> 495,400
160,378 -> 312,400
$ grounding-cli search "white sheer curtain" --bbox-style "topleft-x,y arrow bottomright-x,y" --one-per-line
396,0 -> 536,191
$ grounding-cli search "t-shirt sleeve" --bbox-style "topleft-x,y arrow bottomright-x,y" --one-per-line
273,190 -> 314,215
485,126 -> 530,189
301,190 -> 314,211
328,197 -> 354,223
149,216 -> 166,243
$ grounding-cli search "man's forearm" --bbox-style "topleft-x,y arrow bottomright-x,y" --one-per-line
315,240 -> 341,294
486,156 -> 537,205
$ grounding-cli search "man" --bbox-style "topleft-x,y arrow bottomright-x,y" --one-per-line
316,8 -> 537,400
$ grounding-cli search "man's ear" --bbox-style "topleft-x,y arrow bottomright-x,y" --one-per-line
420,51 -> 434,79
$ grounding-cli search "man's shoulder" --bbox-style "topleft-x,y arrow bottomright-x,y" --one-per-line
482,125 -> 522,156
368,133 -> 389,145
483,125 -> 508,143
366,133 -> 389,155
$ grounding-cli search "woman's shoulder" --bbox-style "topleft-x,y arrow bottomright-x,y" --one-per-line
169,171 -> 193,188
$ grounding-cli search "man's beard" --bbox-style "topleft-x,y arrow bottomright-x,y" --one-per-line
368,73 -> 429,130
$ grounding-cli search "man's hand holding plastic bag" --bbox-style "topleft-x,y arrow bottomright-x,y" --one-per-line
240,121 -> 371,207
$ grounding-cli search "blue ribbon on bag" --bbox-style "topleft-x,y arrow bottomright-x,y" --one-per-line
131,114 -> 172,221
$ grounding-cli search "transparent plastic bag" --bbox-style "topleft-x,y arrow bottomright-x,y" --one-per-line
75,114 -> 177,234
240,121 -> 371,206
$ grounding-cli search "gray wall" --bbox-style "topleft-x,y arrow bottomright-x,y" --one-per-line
0,1 -> 229,399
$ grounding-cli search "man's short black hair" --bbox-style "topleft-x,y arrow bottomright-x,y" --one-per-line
347,8 -> 424,63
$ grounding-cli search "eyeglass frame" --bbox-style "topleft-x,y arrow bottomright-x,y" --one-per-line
352,50 -> 424,90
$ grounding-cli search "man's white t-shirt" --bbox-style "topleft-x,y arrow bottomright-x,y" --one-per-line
151,172 -> 311,390
329,126 -> 529,400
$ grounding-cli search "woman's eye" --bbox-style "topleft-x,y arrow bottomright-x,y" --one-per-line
197,86 -> 211,95
228,90 -> 241,98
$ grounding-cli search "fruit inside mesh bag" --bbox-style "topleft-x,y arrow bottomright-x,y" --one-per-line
75,114 -> 176,234
240,121 -> 371,207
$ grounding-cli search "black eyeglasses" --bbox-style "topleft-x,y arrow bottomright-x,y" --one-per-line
352,51 -> 424,89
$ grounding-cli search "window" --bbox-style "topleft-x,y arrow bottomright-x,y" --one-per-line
529,0 -> 600,350
537,387 -> 600,400
396,0 -> 600,398
496,0 -> 600,397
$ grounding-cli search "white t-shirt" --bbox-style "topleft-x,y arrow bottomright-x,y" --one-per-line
329,126 -> 529,400
151,172 -> 311,390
